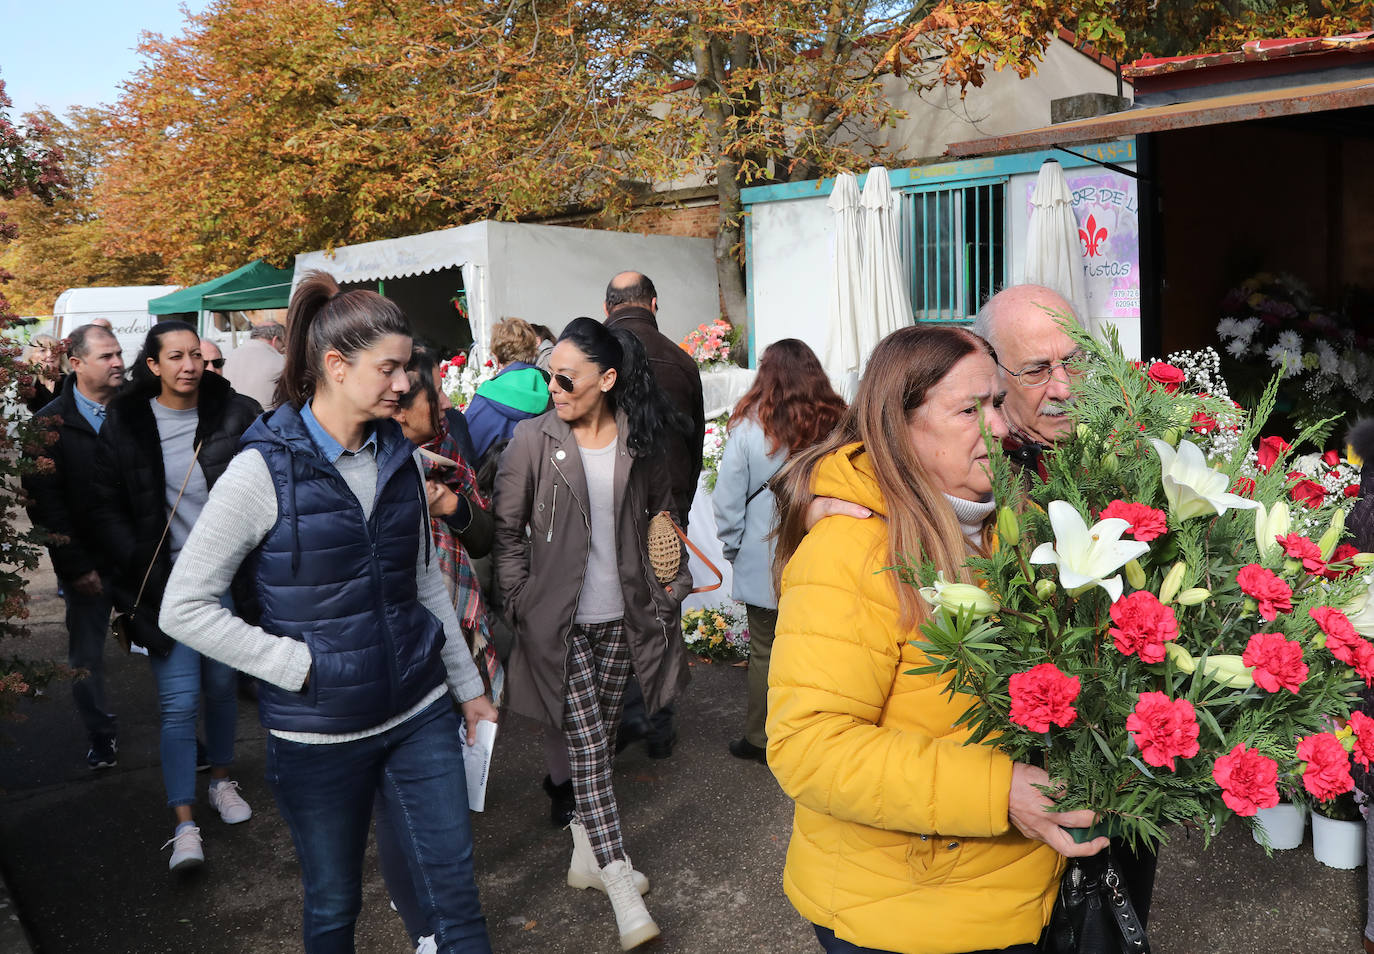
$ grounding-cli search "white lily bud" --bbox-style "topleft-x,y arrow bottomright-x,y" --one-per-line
918,573 -> 997,618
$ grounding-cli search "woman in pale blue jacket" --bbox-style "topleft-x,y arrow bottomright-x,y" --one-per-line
713,339 -> 845,764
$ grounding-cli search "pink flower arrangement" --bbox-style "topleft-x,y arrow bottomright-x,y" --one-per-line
679,319 -> 735,368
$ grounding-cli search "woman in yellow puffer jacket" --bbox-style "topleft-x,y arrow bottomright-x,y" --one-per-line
767,325 -> 1108,954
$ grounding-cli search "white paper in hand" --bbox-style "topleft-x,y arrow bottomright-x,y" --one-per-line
460,719 -> 498,812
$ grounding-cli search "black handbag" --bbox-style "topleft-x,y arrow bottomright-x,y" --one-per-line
110,440 -> 203,659
1040,849 -> 1150,954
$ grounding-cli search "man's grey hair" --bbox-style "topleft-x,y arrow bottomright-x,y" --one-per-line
969,297 -> 999,351
250,322 -> 286,342
67,323 -> 117,360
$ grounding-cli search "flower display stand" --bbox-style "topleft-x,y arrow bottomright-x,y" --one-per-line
1252,802 -> 1306,850
1311,812 -> 1365,869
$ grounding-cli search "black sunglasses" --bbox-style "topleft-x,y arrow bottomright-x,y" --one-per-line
207,358 -> 225,369
552,372 -> 578,393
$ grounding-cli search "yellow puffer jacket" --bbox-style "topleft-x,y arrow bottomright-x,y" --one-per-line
766,444 -> 1062,954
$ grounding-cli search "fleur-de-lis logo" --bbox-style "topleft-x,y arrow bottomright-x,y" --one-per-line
1079,214 -> 1108,258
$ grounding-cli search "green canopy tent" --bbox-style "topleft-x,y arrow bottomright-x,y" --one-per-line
147,260 -> 293,315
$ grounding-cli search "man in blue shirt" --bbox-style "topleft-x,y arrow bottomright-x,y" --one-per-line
24,324 -> 126,769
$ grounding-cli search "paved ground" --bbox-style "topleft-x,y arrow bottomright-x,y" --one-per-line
0,549 -> 1369,954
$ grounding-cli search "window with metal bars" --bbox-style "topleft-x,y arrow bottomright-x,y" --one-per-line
902,181 -> 1006,322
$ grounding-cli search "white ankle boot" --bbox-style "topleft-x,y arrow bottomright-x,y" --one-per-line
567,821 -> 649,895
600,858 -> 660,950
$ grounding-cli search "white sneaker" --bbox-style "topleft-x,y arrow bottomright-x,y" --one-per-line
415,936 -> 437,954
567,821 -> 649,895
601,859 -> 659,950
162,825 -> 204,872
209,779 -> 253,824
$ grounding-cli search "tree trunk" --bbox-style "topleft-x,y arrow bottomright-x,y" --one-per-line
714,198 -> 748,327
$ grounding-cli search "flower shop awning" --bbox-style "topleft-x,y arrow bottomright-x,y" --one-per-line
148,260 -> 294,315
293,225 -> 489,285
945,75 -> 1374,158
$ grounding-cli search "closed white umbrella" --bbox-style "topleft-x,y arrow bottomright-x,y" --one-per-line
857,166 -> 913,371
824,171 -> 865,400
1023,159 -> 1092,334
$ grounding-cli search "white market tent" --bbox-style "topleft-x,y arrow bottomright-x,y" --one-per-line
293,221 -> 719,360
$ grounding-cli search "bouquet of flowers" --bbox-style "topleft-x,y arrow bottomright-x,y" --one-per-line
701,413 -> 729,491
440,350 -> 497,412
910,325 -> 1374,850
682,603 -> 750,662
679,319 -> 739,369
1215,271 -> 1374,446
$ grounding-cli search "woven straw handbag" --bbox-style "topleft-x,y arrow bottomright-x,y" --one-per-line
647,511 -> 722,593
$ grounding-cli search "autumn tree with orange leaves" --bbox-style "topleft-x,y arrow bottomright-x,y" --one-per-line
0,74 -> 68,721
96,0 -> 1374,322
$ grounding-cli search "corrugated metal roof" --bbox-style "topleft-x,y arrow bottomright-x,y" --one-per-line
1128,31 -> 1374,79
945,74 -> 1374,158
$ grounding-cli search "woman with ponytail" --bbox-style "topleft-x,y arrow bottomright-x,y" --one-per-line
159,272 -> 497,953
492,317 -> 693,950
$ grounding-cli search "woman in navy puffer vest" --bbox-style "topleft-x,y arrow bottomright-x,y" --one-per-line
160,272 -> 499,954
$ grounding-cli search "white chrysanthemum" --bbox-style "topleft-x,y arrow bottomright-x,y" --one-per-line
1217,318 -> 1239,339
1277,330 -> 1302,352
1316,340 -> 1340,375
1227,339 -> 1248,359
1239,317 -> 1262,337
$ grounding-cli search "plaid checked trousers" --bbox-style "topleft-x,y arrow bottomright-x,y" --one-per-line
562,619 -> 633,868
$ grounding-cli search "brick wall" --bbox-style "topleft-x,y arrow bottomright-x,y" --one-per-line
627,202 -> 720,239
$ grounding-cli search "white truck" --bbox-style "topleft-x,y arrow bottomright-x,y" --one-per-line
48,285 -> 181,364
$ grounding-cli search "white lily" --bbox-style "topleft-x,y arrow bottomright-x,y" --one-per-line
1254,501 -> 1291,561
1150,438 -> 1261,521
1347,576 -> 1374,637
1029,500 -> 1150,603
918,572 -> 998,618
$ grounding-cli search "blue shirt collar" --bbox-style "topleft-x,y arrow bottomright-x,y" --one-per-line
300,400 -> 378,464
71,384 -> 107,433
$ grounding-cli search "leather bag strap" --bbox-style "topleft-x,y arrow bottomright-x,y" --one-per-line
662,513 -> 724,594
133,439 -> 204,610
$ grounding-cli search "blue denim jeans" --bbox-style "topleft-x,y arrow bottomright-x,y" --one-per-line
63,576 -> 116,743
148,638 -> 238,807
813,926 -> 1037,954
265,698 -> 490,954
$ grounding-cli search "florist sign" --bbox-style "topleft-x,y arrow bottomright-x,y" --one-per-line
1023,170 -> 1140,319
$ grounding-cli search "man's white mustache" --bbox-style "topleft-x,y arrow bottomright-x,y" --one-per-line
1041,401 -> 1074,418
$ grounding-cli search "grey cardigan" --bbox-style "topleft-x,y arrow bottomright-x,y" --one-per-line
711,416 -> 787,609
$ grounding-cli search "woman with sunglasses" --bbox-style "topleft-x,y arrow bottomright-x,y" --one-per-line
493,317 -> 692,951
159,273 -> 498,952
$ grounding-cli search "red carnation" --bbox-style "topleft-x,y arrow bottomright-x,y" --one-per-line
1323,449 -> 1342,467
1126,692 -> 1200,771
1109,591 -> 1180,663
1296,732 -> 1354,801
1191,411 -> 1218,434
1236,564 -> 1293,621
1346,484 -> 1361,498
1212,744 -> 1280,817
1099,500 -> 1169,542
1322,544 -> 1361,580
1350,711 -> 1374,770
1232,477 -> 1257,498
1008,663 -> 1080,733
1256,436 -> 1291,474
1241,632 -> 1308,693
1311,606 -> 1364,664
1277,533 -> 1325,573
1290,478 -> 1327,509
1147,362 -> 1186,393
1354,642 -> 1374,687
455,353 -> 467,367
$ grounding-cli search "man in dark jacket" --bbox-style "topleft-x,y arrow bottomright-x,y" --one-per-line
603,271 -> 704,762
23,324 -> 126,769
603,271 -> 705,527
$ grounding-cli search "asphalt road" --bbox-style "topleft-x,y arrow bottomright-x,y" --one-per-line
0,550 -> 1368,954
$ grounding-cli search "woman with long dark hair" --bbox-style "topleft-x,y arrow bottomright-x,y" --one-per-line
492,317 -> 692,950
712,338 -> 845,764
159,272 -> 498,953
767,325 -> 1105,954
89,319 -> 261,871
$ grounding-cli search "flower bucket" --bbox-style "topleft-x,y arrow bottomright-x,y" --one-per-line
1311,812 -> 1365,869
1252,802 -> 1307,850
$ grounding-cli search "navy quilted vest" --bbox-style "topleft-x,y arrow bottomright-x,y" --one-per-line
238,405 -> 446,734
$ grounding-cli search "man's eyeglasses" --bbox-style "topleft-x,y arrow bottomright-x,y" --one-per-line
1000,350 -> 1087,388
207,358 -> 225,369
